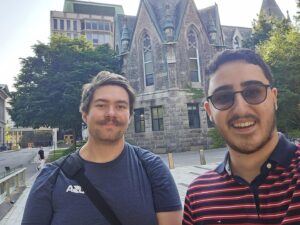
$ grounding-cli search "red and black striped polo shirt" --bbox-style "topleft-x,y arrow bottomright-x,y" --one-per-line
183,134 -> 300,225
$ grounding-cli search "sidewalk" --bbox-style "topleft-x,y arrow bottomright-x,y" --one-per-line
0,162 -> 218,225
0,175 -> 37,225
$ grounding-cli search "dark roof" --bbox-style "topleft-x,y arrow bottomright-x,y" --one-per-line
115,15 -> 136,51
222,25 -> 252,48
0,84 -> 9,98
63,0 -> 124,16
73,3 -> 115,16
260,0 -> 285,20
145,0 -> 188,41
198,4 -> 224,46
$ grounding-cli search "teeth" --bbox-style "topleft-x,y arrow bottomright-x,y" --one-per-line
233,121 -> 255,128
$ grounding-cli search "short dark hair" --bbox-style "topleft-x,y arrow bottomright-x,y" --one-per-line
79,71 -> 135,116
206,49 -> 273,94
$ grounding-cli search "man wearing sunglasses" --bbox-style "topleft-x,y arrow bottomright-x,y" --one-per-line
183,49 -> 300,224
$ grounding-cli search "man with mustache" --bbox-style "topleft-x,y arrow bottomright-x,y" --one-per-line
22,71 -> 182,225
183,49 -> 300,225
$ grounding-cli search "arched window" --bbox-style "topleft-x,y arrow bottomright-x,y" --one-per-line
143,34 -> 154,86
233,35 -> 241,49
187,29 -> 201,83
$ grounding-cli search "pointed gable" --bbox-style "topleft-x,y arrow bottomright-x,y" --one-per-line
144,0 -> 188,41
198,4 -> 224,46
260,0 -> 285,20
0,84 -> 9,99
116,14 -> 137,53
222,25 -> 251,48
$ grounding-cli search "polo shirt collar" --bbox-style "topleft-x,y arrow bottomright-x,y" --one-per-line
215,132 -> 297,174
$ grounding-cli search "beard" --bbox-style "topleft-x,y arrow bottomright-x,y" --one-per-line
217,107 -> 277,155
88,118 -> 128,144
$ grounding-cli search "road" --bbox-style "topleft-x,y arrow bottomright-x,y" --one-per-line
0,147 -> 52,182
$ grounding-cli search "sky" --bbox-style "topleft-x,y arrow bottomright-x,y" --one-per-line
0,0 -> 297,91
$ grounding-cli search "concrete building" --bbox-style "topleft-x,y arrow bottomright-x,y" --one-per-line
50,0 -> 124,48
0,84 -> 9,147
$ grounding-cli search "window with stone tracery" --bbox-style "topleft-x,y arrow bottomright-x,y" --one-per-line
187,29 -> 201,83
233,35 -> 241,49
142,34 -> 154,86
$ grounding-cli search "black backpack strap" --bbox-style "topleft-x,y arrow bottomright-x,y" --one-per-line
53,152 -> 122,225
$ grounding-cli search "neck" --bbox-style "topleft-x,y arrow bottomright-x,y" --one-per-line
80,137 -> 125,163
229,131 -> 279,183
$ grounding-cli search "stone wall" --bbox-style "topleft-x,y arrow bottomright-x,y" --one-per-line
122,0 -> 216,153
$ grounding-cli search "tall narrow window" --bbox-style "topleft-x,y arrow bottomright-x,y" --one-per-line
67,20 -> 71,30
53,19 -> 58,30
188,29 -> 201,83
143,34 -> 154,86
60,19 -> 64,30
151,106 -> 164,131
233,35 -> 241,49
187,103 -> 200,128
134,108 -> 145,133
73,20 -> 77,31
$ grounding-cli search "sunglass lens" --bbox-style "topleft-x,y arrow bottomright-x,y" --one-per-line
211,92 -> 234,110
243,85 -> 266,104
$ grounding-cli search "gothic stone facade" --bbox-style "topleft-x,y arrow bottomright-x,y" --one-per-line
114,0 -> 284,153
118,0 -> 224,153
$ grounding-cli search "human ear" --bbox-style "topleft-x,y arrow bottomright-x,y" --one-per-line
271,87 -> 278,110
82,112 -> 87,124
204,101 -> 214,122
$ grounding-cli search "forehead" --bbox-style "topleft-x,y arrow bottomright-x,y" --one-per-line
208,61 -> 269,95
92,85 -> 129,103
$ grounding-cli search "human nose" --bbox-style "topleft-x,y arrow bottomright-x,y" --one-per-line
105,105 -> 117,117
231,92 -> 249,112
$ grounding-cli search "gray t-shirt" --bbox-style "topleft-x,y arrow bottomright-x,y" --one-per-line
22,143 -> 181,225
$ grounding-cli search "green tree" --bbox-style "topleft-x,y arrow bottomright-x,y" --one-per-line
258,27 -> 300,133
9,35 -> 120,144
243,13 -> 275,49
243,13 -> 291,49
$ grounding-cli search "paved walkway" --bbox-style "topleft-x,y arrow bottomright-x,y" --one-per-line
0,162 -> 218,225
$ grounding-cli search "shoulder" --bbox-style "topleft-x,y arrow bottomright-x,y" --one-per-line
187,170 -> 223,195
126,142 -> 161,164
33,163 -> 61,188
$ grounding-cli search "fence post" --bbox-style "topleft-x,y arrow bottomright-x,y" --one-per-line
5,180 -> 10,200
168,153 -> 175,169
199,149 -> 206,165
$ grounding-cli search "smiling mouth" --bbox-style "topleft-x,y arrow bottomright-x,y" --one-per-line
232,121 -> 256,129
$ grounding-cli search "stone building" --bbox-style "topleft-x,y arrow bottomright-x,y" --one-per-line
115,0 -> 285,153
51,0 -> 285,153
115,0 -> 247,153
0,84 -> 9,146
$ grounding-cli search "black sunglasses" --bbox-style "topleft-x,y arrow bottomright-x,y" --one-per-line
207,84 -> 271,111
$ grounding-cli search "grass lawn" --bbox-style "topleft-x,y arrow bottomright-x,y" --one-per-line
47,148 -> 72,162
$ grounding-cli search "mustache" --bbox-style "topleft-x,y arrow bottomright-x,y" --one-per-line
98,118 -> 123,126
228,114 -> 258,125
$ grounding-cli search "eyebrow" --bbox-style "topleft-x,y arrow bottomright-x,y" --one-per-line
211,80 -> 267,95
241,80 -> 266,86
93,99 -> 129,105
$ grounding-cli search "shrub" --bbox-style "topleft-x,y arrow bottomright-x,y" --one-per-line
208,128 -> 226,149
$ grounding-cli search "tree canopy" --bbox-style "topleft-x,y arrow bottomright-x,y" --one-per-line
243,13 -> 291,49
258,27 -> 300,134
9,35 -> 120,140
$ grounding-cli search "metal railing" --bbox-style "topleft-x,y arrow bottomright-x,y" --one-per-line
0,165 -> 24,180
0,167 -> 26,204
